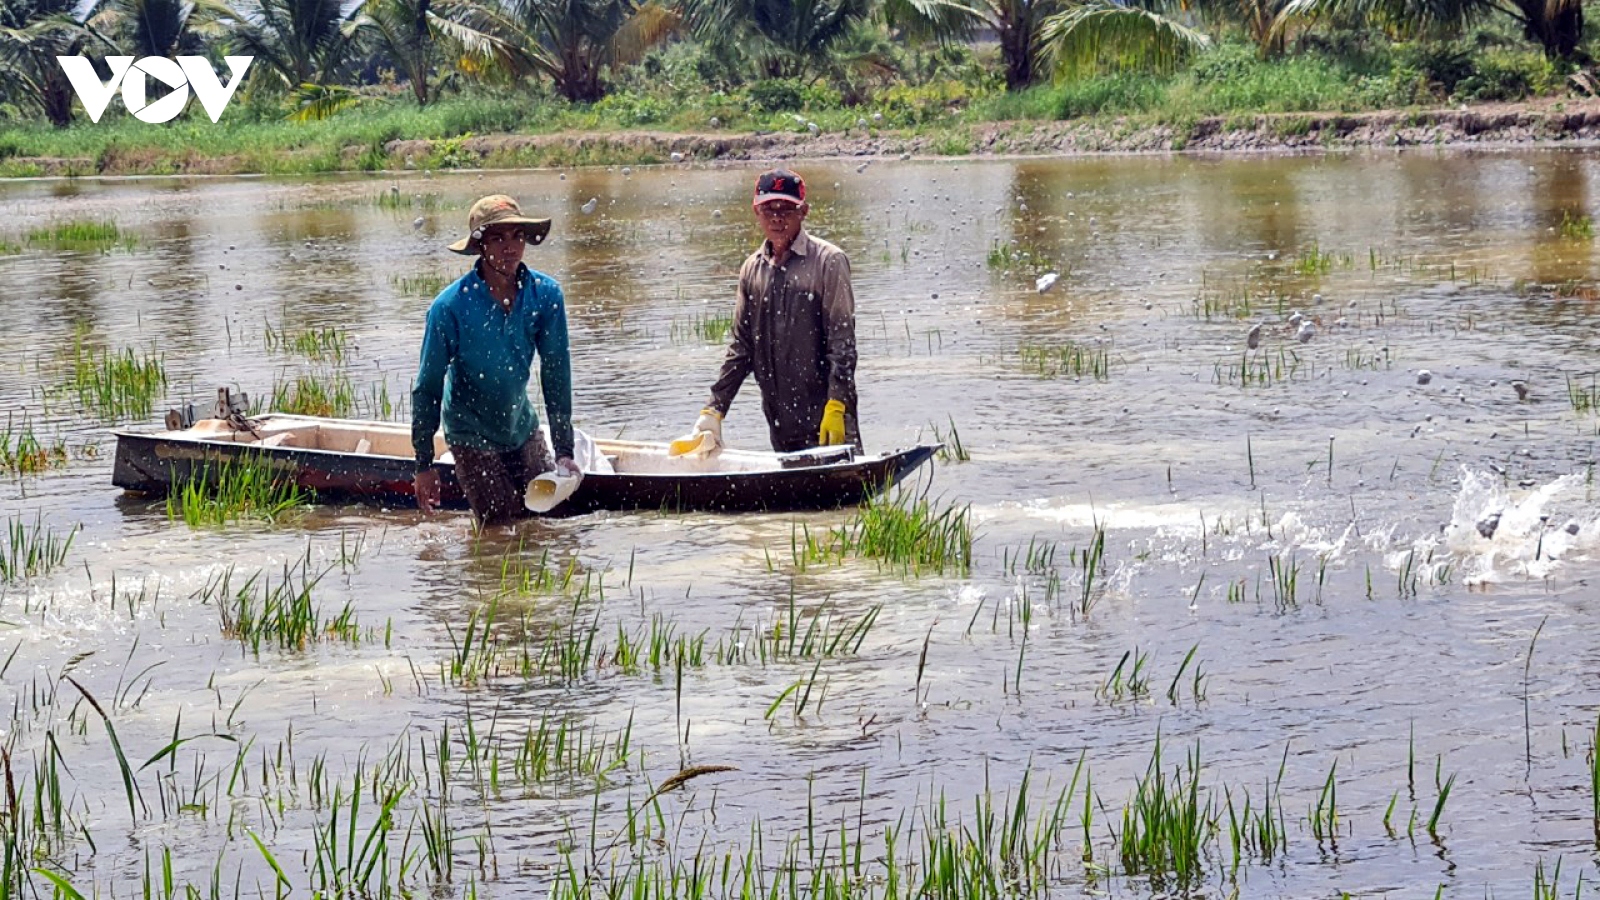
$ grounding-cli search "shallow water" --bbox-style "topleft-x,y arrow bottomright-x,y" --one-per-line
3,149 -> 1600,897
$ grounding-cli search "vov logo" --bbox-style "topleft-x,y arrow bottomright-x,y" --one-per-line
56,56 -> 253,124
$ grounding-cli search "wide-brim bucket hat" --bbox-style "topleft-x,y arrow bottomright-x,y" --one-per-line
448,194 -> 552,255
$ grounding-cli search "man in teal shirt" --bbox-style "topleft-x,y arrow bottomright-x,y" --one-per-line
412,195 -> 578,525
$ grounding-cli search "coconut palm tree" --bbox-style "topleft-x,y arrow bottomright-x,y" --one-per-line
227,0 -> 365,90
682,0 -> 876,79
878,0 -> 1069,90
0,0 -> 107,126
356,0 -> 439,104
1277,0 -> 1579,59
440,0 -> 678,102
1041,0 -> 1210,77
94,0 -> 237,58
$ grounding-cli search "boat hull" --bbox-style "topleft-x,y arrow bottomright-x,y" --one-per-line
112,419 -> 938,514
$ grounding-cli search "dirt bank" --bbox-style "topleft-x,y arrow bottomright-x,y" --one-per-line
12,99 -> 1600,177
384,99 -> 1600,166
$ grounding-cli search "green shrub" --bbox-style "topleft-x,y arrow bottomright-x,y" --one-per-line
1190,44 -> 1260,86
748,78 -> 807,112
875,80 -> 973,125
1393,42 -> 1474,94
1455,50 -> 1552,100
592,91 -> 672,126
1052,73 -> 1165,118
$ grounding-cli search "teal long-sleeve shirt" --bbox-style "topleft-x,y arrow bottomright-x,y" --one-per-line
411,263 -> 574,469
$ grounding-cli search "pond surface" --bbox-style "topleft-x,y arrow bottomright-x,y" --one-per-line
3,148 -> 1600,898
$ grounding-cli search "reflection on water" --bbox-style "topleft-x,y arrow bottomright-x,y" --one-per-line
3,149 -> 1600,896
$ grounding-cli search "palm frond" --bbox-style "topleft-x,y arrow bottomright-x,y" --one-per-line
286,81 -> 358,120
610,0 -> 679,66
879,0 -> 982,41
1041,0 -> 1210,79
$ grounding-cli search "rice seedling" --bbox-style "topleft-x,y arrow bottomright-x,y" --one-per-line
1019,342 -> 1111,380
389,272 -> 451,298
0,413 -> 67,475
925,416 -> 969,462
1189,279 -> 1266,321
26,220 -> 135,252
357,380 -> 403,420
1561,210 -> 1594,240
0,513 -> 78,582
67,338 -> 167,419
1343,346 -> 1392,370
1097,648 -> 1151,701
1115,737 -> 1212,889
1532,857 -> 1571,900
765,657 -> 828,722
0,240 -> 20,255
1004,536 -> 1057,576
1427,767 -> 1455,839
1588,713 -> 1600,845
795,490 -> 973,576
1224,765 -> 1286,873
1290,242 -> 1352,275
1308,759 -> 1338,845
716,594 -> 879,665
668,312 -> 734,344
1075,521 -> 1107,617
985,238 -> 1056,275
269,371 -> 359,418
1214,346 -> 1304,386
375,189 -> 445,210
1267,553 -> 1299,609
1567,373 -> 1599,415
498,544 -> 586,597
263,322 -> 349,363
306,766 -> 408,899
166,453 -> 307,527
1525,616 -> 1547,776
201,553 -> 358,653
506,712 -> 634,786
1397,549 -> 1419,598
1166,644 -> 1206,705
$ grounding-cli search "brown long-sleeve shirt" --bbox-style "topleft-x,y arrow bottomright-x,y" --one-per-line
706,230 -> 861,453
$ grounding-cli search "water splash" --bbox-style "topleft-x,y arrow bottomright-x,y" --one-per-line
1440,467 -> 1599,585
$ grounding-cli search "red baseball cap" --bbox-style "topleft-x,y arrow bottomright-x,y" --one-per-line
753,169 -> 805,207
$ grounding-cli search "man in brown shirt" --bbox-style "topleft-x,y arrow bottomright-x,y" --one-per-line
681,169 -> 861,454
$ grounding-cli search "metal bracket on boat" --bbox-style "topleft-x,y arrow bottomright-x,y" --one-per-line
775,445 -> 856,469
163,401 -> 197,432
212,387 -> 262,437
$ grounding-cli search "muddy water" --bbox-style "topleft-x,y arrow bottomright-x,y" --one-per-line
3,149 -> 1600,897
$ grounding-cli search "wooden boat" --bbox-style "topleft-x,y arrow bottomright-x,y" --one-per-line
111,413 -> 940,514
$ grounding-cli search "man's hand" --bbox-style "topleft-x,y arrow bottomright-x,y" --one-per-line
669,408 -> 724,457
414,467 -> 441,514
818,400 -> 847,446
555,456 -> 580,477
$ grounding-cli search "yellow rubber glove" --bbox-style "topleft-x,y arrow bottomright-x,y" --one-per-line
669,408 -> 723,457
818,400 -> 847,446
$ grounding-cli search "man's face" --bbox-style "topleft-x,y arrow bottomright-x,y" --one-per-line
480,224 -> 526,274
755,200 -> 807,246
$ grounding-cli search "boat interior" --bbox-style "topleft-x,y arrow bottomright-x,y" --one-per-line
164,415 -> 857,475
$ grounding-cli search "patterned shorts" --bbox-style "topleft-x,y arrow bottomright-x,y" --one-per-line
450,435 -> 554,526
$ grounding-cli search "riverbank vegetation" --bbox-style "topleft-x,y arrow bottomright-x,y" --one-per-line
3,0 -> 1599,175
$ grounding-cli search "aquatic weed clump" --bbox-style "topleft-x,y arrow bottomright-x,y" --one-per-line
201,551 -> 358,653
0,513 -> 78,582
166,454 -> 308,527
269,371 -> 358,417
0,414 -> 67,475
26,219 -> 136,252
67,336 -> 168,420
848,489 -> 975,576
